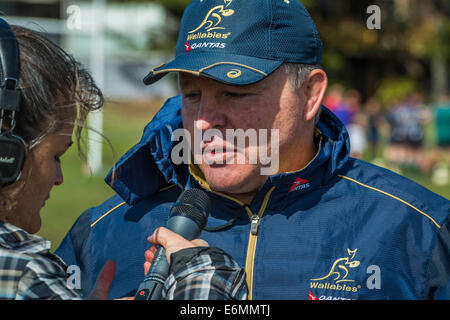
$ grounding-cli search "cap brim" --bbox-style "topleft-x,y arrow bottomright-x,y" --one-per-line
143,52 -> 283,86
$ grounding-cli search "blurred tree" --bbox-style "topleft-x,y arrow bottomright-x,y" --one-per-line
111,0 -> 449,105
375,76 -> 417,106
111,0 -> 181,52
152,0 -> 191,18
307,0 -> 449,105
111,0 -> 190,19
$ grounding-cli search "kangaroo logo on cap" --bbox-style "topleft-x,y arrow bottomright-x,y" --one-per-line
189,0 -> 234,33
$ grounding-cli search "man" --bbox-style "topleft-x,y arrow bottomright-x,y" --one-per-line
57,0 -> 449,299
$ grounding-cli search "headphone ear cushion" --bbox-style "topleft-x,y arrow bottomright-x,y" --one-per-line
0,135 -> 26,187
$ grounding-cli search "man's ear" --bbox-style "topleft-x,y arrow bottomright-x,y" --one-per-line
302,69 -> 327,122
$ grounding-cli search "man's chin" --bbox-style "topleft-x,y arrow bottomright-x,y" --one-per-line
201,164 -> 263,195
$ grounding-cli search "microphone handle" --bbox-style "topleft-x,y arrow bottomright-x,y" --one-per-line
135,248 -> 169,300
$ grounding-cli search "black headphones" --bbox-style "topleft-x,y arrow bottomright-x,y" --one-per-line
0,18 -> 26,188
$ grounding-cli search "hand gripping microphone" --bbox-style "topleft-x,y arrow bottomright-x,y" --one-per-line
134,188 -> 210,300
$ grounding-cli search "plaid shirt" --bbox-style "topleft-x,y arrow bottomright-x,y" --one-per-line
0,222 -> 247,300
165,247 -> 248,300
0,222 -> 83,300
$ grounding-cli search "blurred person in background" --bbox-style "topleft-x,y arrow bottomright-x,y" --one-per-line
365,97 -> 383,161
331,87 -> 355,127
343,89 -> 367,158
386,97 -> 411,172
434,94 -> 450,150
328,87 -> 367,158
431,94 -> 450,186
322,83 -> 344,113
403,93 -> 430,172
387,93 -> 431,172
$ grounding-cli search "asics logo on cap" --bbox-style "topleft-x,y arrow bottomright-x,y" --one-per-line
226,68 -> 241,78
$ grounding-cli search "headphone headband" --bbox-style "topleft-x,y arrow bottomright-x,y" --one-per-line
0,18 -> 26,187
0,18 -> 20,114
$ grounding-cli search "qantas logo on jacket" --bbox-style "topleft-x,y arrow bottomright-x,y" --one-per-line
289,177 -> 310,192
309,291 -> 318,300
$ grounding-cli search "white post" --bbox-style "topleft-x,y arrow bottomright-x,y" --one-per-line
87,0 -> 106,174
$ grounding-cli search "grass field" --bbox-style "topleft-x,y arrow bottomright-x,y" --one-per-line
36,100 -> 450,251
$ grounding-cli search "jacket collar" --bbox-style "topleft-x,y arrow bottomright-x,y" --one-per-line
105,95 -> 186,205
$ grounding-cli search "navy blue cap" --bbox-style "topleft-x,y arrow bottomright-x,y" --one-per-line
143,0 -> 322,86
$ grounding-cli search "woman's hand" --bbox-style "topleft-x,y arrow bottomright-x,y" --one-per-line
144,227 -> 208,275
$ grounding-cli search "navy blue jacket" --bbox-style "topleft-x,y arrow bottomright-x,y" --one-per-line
56,96 -> 450,300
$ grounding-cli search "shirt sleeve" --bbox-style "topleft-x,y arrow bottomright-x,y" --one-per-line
163,247 -> 248,300
15,255 -> 83,300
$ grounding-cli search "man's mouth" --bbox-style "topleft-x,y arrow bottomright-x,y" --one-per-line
201,142 -> 240,165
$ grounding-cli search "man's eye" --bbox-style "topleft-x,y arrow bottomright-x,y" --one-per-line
225,92 -> 248,98
183,92 -> 200,100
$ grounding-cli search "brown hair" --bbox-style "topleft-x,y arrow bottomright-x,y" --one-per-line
11,25 -> 103,150
0,25 -> 104,215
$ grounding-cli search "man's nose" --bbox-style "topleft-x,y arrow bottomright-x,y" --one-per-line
195,94 -> 226,131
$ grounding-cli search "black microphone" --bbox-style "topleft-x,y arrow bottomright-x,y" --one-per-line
134,188 -> 211,300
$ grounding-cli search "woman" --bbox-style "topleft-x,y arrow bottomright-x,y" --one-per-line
0,21 -> 246,300
0,20 -> 106,299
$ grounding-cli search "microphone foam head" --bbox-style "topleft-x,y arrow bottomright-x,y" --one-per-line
170,188 -> 210,230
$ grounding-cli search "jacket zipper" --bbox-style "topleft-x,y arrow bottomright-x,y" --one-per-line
242,136 -> 322,298
250,214 -> 260,235
188,163 -> 277,299
244,186 -> 276,300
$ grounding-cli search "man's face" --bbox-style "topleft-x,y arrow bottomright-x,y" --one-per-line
180,68 -> 309,198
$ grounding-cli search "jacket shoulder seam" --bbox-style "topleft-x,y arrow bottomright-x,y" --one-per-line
338,174 -> 441,229
90,202 -> 126,228
89,184 -> 176,228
